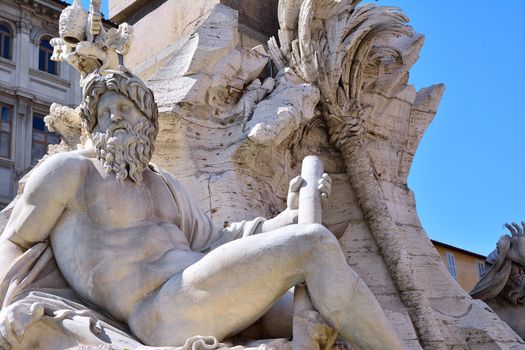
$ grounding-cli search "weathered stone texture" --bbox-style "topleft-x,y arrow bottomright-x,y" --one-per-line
146,1 -> 525,348
220,0 -> 279,38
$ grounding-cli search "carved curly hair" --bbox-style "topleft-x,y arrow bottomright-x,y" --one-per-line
80,68 -> 159,136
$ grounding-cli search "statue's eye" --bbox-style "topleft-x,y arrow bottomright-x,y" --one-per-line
119,104 -> 130,113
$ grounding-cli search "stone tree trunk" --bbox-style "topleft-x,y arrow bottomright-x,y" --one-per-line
327,116 -> 445,349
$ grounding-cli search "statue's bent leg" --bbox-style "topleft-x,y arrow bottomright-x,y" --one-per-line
128,224 -> 403,350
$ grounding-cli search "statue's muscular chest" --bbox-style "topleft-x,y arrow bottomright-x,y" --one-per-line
74,167 -> 179,227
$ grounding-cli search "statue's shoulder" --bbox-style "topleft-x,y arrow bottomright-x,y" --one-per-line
25,150 -> 93,191
40,150 -> 93,173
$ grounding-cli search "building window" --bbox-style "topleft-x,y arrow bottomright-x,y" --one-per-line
0,104 -> 12,159
477,262 -> 485,279
31,114 -> 60,165
446,252 -> 457,279
38,37 -> 57,75
0,24 -> 12,60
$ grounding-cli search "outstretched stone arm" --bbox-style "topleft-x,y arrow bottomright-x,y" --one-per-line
0,153 -> 86,279
255,176 -> 304,234
157,169 -> 264,252
158,168 -> 331,253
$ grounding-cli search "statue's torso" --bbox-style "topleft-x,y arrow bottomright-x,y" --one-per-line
50,158 -> 204,321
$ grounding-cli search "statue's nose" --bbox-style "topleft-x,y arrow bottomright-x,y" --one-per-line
110,112 -> 123,122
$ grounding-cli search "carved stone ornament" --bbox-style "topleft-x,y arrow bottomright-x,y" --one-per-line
1,1 -> 525,350
58,0 -> 88,44
52,0 -> 134,82
43,103 -> 83,149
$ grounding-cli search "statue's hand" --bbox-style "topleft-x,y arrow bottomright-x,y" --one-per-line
284,173 -> 332,224
0,302 -> 44,350
259,174 -> 333,232
286,175 -> 302,215
318,173 -> 332,205
506,222 -> 525,266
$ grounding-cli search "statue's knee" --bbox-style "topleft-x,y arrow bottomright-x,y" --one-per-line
301,223 -> 338,246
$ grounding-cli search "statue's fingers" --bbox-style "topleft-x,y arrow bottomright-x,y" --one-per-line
288,195 -> 299,210
505,223 -> 517,236
318,176 -> 332,199
289,176 -> 303,192
321,173 -> 332,185
287,176 -> 302,209
287,192 -> 299,209
512,222 -> 523,236
318,176 -> 332,192
318,183 -> 330,198
320,192 -> 329,203
287,192 -> 297,209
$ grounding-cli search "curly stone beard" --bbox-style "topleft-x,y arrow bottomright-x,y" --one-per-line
92,120 -> 156,184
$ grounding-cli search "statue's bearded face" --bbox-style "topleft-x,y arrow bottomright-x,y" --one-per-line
92,91 -> 156,184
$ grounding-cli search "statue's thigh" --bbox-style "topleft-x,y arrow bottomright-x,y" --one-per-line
129,227 -> 316,345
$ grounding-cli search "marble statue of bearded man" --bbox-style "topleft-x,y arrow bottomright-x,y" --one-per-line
0,69 -> 404,350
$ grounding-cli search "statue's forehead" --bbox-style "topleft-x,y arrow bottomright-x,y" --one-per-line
97,91 -> 133,108
99,90 -> 127,101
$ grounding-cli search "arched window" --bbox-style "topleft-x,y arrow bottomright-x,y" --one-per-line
38,36 -> 57,75
0,24 -> 12,60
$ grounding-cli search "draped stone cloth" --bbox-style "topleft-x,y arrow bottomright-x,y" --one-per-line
470,235 -> 512,300
0,165 -> 268,350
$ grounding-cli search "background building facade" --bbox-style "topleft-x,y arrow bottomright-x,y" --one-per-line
432,239 -> 487,291
0,0 -> 81,208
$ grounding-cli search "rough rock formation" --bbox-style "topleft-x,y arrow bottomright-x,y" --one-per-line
147,1 -> 525,349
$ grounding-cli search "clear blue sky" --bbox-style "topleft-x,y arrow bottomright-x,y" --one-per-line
71,1 -> 525,256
